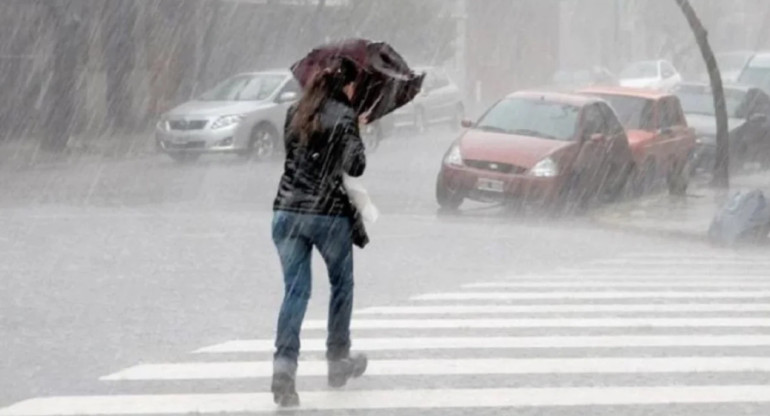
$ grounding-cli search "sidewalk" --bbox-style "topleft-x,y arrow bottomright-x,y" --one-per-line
0,133 -> 155,171
592,172 -> 770,241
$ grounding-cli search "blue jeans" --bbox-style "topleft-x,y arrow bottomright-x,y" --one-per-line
272,210 -> 354,374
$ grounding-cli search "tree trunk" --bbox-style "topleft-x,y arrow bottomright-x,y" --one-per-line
674,0 -> 729,188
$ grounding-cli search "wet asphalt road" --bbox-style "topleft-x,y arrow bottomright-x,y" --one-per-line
1,128 -> 769,415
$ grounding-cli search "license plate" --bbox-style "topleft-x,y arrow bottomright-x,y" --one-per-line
477,178 -> 504,193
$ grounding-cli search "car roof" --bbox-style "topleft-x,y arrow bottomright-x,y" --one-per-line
674,82 -> 754,93
507,90 -> 600,107
578,86 -> 671,100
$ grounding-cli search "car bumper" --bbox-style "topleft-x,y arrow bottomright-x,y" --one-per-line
440,164 -> 563,205
155,125 -> 242,153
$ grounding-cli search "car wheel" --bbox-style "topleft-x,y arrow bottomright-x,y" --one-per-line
248,124 -> 279,162
168,153 -> 200,163
436,173 -> 464,210
667,158 -> 690,196
414,108 -> 428,134
634,159 -> 657,196
600,163 -> 632,203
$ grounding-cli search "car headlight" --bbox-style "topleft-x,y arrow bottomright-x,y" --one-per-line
529,157 -> 559,177
443,143 -> 463,166
156,116 -> 169,131
211,114 -> 244,130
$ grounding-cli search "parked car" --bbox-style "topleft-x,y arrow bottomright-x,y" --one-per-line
550,66 -> 617,90
579,86 -> 696,195
155,70 -> 299,162
618,60 -> 682,90
436,91 -> 635,211
672,82 -> 770,172
714,51 -> 754,83
737,51 -> 770,94
391,66 -> 464,133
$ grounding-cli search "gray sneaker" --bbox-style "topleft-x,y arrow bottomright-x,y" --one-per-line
271,372 -> 299,407
328,353 -> 368,388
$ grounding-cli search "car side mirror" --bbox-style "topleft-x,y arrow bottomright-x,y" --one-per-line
749,113 -> 768,123
461,119 -> 474,128
277,91 -> 298,103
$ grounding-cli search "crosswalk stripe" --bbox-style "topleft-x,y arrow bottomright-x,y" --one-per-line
302,317 -> 770,330
357,304 -> 770,315
195,334 -> 770,353
476,276 -> 770,282
593,259 -> 770,266
412,291 -> 770,300
464,282 -> 770,289
5,385 -> 770,415
102,356 -> 770,381
556,269 -> 770,275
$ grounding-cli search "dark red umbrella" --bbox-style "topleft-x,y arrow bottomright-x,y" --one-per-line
291,38 -> 425,122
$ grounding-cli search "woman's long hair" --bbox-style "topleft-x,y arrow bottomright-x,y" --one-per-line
291,57 -> 359,144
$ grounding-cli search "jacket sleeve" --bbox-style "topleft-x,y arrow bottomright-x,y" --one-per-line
340,112 -> 367,177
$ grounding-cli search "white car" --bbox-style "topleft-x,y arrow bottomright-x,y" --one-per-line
390,66 -> 464,132
618,60 -> 682,90
155,70 -> 299,162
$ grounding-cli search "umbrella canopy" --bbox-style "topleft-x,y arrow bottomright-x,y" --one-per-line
291,38 -> 425,122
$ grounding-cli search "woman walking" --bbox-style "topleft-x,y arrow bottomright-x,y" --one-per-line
271,57 -> 368,407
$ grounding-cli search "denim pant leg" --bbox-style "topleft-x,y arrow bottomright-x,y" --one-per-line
272,212 -> 313,374
313,216 -> 354,361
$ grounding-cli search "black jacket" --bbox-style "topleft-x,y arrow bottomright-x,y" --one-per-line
273,93 -> 366,217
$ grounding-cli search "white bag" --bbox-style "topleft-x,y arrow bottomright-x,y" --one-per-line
343,175 -> 379,224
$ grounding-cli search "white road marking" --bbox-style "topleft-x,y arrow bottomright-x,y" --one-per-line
357,304 -> 770,315
301,317 -> 770,330
195,334 -> 770,353
592,259 -> 770,266
554,269 -> 770,276
464,282 -> 770,289
102,356 -> 770,381
5,385 -> 770,415
412,291 -> 770,301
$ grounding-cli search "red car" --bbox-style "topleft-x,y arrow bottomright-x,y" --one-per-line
436,91 -> 635,210
579,87 -> 696,194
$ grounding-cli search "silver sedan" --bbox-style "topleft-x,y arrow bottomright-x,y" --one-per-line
155,70 -> 299,162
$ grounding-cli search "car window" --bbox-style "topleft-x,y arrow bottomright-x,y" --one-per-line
742,89 -> 770,117
661,62 -> 676,78
598,103 -> 625,137
280,78 -> 301,95
475,97 -> 580,141
675,84 -> 747,118
199,74 -> 286,101
592,94 -> 655,130
738,67 -> 770,93
659,98 -> 684,129
581,104 -> 607,138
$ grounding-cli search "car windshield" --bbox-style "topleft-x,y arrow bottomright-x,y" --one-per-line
198,74 -> 285,101
717,53 -> 751,71
738,67 -> 770,92
620,61 -> 658,79
593,94 -> 654,130
675,87 -> 746,117
474,97 -> 580,141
